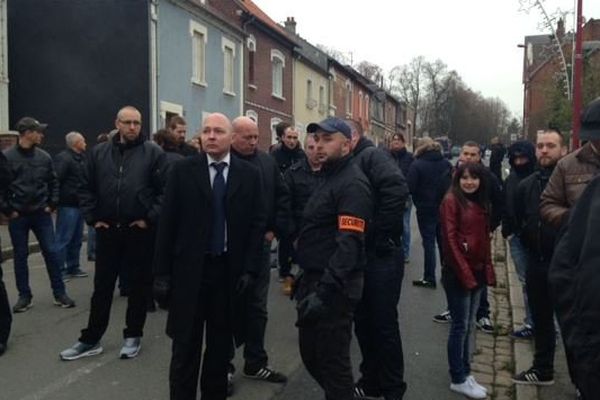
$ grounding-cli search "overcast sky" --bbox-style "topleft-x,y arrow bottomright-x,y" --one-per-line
254,0 -> 600,118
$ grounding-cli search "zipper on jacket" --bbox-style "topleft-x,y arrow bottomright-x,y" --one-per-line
116,159 -> 124,225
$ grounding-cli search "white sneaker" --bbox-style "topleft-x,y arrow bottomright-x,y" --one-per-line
450,380 -> 487,399
467,375 -> 488,393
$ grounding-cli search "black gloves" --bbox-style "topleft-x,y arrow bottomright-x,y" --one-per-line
295,292 -> 328,327
235,273 -> 253,295
153,276 -> 171,310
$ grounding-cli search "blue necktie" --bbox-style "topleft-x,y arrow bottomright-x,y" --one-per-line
210,162 -> 227,255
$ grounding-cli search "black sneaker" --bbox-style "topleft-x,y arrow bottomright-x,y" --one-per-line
54,294 -> 76,308
68,269 -> 89,278
412,279 -> 436,289
512,368 -> 554,386
510,325 -> 534,339
60,341 -> 103,361
354,383 -> 380,399
0,342 -> 6,356
476,317 -> 494,334
433,310 -> 452,323
243,366 -> 287,383
13,296 -> 33,313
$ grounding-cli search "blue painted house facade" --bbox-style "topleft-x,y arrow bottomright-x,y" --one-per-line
156,0 -> 244,136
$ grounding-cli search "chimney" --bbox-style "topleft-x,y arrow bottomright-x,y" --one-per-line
556,18 -> 565,39
284,17 -> 296,35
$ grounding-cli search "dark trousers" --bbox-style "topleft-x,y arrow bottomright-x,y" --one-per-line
416,208 -> 443,283
230,241 -> 270,371
8,210 -> 65,298
0,264 -> 11,344
278,236 -> 296,278
297,271 -> 360,400
170,255 -> 231,400
476,287 -> 490,320
79,226 -> 154,344
526,256 -> 556,373
354,248 -> 407,399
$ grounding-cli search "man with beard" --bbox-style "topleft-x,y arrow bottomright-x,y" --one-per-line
502,140 -> 537,339
168,116 -> 197,157
296,117 -> 372,400
511,129 -> 567,386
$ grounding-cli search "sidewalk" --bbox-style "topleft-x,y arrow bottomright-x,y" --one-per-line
471,234 -> 576,400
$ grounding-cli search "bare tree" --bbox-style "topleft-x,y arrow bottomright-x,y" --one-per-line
388,56 -> 426,136
356,60 -> 384,84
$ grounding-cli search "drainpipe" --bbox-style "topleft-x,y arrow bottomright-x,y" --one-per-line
149,0 -> 159,133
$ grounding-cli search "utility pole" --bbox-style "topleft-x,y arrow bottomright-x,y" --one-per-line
572,0 -> 584,149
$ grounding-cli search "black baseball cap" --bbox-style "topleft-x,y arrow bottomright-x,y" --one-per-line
15,117 -> 48,134
306,117 -> 352,139
581,97 -> 600,141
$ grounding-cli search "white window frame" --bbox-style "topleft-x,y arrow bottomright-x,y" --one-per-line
222,36 -> 236,96
190,20 -> 208,86
270,117 -> 282,145
271,49 -> 285,99
159,101 -> 184,126
245,110 -> 258,124
318,86 -> 326,114
247,35 -> 256,52
345,80 -> 353,116
358,91 -> 363,119
365,95 -> 370,117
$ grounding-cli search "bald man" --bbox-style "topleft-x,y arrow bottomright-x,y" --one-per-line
61,106 -> 166,361
228,117 -> 290,392
154,113 -> 267,400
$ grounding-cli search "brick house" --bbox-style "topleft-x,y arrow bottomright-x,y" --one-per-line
328,58 -> 370,135
522,18 -> 600,139
209,0 -> 296,149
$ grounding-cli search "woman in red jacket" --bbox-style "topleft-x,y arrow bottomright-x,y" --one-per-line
440,162 -> 496,399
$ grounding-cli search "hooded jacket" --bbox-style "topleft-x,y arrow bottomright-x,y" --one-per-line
501,140 -> 536,238
407,140 -> 452,210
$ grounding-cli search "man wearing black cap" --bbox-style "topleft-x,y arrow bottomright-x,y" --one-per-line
295,117 -> 373,400
1,117 -> 76,313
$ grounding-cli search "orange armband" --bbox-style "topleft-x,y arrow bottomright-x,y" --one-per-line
338,215 -> 366,233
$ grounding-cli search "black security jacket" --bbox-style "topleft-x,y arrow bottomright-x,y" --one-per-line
297,154 -> 373,300
353,137 -> 408,251
232,149 -> 290,237
271,144 -> 306,174
2,145 -> 59,214
54,148 -> 86,207
79,134 -> 166,226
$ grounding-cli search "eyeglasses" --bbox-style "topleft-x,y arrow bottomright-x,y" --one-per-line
119,120 -> 141,126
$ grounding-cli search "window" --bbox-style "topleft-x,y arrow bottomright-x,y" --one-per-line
246,110 -> 258,123
306,80 -> 316,109
160,101 -> 184,127
358,91 -> 363,119
271,49 -> 285,98
345,80 -> 353,116
318,86 -> 325,114
365,95 -> 370,118
222,37 -> 236,95
270,117 -> 282,144
247,35 -> 256,86
190,21 -> 207,86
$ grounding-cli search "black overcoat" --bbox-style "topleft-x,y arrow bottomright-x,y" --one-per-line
154,152 -> 266,345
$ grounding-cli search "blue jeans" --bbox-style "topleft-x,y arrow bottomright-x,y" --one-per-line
443,270 -> 483,384
509,236 -> 533,327
416,207 -> 443,283
8,210 -> 65,298
55,207 -> 84,274
403,200 -> 412,260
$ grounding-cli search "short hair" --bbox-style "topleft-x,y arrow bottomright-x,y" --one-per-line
462,140 -> 480,149
65,131 -> 82,148
96,133 -> 109,143
540,127 -> 565,145
168,115 -> 186,130
275,122 -> 292,138
116,106 -> 141,120
392,133 -> 406,142
153,128 -> 178,150
344,118 -> 364,137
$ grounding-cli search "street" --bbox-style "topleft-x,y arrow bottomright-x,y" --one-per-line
1,217 -> 484,400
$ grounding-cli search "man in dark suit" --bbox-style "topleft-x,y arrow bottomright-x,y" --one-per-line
153,113 -> 266,400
